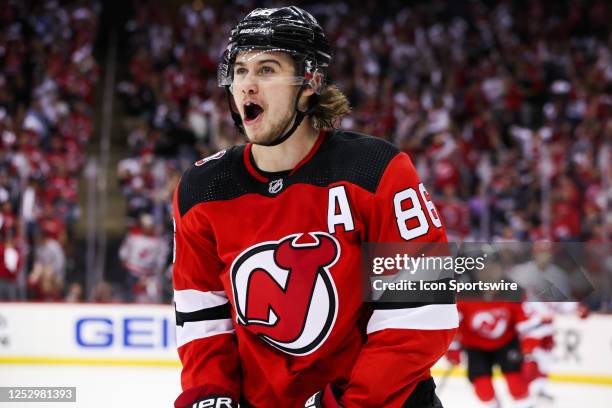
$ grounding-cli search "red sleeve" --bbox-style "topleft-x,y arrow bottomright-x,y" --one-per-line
515,302 -> 553,354
450,302 -> 465,350
172,184 -> 241,407
341,153 -> 458,408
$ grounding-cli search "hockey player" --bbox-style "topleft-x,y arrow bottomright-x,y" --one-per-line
520,301 -> 589,403
172,6 -> 458,408
510,241 -> 590,403
446,255 -> 535,408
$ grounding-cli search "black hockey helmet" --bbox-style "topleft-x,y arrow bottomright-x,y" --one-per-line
218,6 -> 331,145
218,6 -> 331,88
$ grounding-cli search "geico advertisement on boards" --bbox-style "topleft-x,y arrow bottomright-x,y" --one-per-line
1,303 -> 611,379
0,303 -> 178,362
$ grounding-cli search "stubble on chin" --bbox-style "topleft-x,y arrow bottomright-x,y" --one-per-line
245,128 -> 274,146
246,115 -> 293,146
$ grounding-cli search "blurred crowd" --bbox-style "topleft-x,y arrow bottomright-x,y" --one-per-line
0,0 -> 609,306
116,0 -> 610,304
0,0 -> 100,301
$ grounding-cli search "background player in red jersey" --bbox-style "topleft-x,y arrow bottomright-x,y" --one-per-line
446,256 -> 538,408
172,6 -> 458,408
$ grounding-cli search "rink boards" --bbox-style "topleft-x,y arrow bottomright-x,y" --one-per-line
0,302 -> 611,384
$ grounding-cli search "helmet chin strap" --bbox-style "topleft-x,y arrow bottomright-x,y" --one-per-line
225,85 -> 317,147
262,86 -> 319,147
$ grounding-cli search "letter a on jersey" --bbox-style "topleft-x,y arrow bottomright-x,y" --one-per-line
327,186 -> 355,233
230,232 -> 340,355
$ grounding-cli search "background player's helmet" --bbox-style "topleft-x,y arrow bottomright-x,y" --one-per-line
218,6 -> 331,144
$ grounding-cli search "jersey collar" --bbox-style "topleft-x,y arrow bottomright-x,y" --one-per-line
243,128 -> 326,183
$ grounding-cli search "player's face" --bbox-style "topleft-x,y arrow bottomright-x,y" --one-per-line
478,261 -> 503,283
232,51 -> 303,145
534,249 -> 552,268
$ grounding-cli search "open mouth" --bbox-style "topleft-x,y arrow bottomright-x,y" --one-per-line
244,102 -> 264,123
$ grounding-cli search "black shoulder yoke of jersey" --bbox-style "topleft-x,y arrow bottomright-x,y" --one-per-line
177,146 -> 248,217
299,130 -> 399,192
178,130 -> 400,217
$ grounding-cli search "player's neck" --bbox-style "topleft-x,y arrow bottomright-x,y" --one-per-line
251,120 -> 320,173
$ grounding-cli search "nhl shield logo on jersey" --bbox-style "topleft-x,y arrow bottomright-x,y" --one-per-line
268,178 -> 283,194
230,232 -> 340,356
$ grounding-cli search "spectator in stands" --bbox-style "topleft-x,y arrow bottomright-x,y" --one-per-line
27,265 -> 63,301
91,280 -> 119,303
119,213 -> 168,302
65,282 -> 84,302
0,0 -> 100,300
30,225 -> 66,287
0,238 -> 20,300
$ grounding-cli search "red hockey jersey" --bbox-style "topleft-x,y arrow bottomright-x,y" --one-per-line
456,301 -> 530,351
172,130 -> 458,408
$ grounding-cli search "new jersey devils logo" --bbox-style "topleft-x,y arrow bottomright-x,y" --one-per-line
471,309 -> 509,339
230,232 -> 340,356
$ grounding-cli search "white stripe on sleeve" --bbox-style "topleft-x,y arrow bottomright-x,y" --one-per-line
174,289 -> 229,313
176,320 -> 235,348
518,322 -> 555,339
174,289 -> 234,347
367,304 -> 459,334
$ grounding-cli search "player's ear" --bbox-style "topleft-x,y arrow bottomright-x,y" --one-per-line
299,72 -> 322,110
298,92 -> 312,112
302,86 -> 315,97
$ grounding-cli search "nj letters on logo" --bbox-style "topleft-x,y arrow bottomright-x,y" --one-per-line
230,232 -> 339,355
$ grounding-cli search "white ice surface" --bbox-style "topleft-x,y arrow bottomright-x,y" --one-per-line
0,364 -> 610,407
434,374 -> 612,408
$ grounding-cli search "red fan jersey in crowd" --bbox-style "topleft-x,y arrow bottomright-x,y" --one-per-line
434,198 -> 470,240
0,243 -> 20,281
172,130 -> 458,408
119,227 -> 167,277
456,301 -> 530,351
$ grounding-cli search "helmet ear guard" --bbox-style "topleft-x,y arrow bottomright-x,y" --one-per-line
302,59 -> 324,95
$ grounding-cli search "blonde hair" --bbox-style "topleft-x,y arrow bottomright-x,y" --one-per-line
311,84 -> 351,129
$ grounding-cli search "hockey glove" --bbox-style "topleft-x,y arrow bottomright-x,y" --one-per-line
540,334 -> 554,351
445,349 -> 461,366
304,384 -> 343,408
520,336 -> 540,355
174,385 -> 238,408
577,303 -> 590,319
176,395 -> 237,408
521,357 -> 542,383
